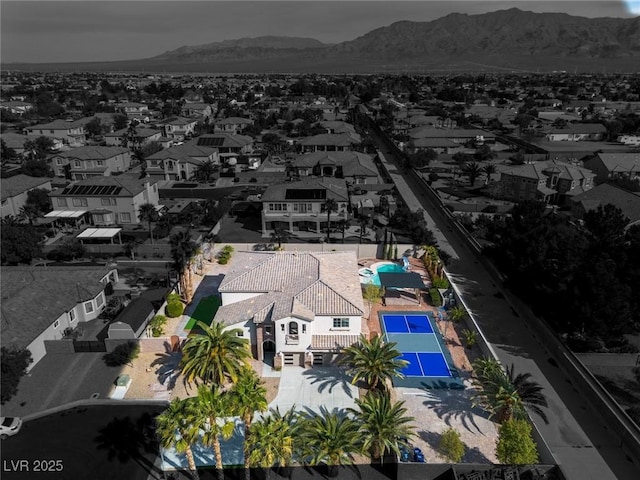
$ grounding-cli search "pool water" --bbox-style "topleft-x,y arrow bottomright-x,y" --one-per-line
361,262 -> 405,286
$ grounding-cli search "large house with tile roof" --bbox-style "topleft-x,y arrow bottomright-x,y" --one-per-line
0,266 -> 118,369
104,126 -> 162,148
213,117 -> 254,134
298,133 -> 361,153
214,251 -> 364,367
50,146 -> 131,179
145,144 -> 219,181
158,117 -> 198,140
570,183 -> 640,229
583,153 -> 640,184
291,151 -> 380,185
24,119 -> 86,146
545,123 -> 607,142
498,161 -> 595,205
48,173 -> 160,226
261,178 -> 350,238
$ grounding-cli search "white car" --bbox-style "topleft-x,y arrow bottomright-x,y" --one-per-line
0,417 -> 22,439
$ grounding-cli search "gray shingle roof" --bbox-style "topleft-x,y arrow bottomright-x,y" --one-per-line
1,266 -> 112,349
0,175 -> 51,201
215,251 -> 363,325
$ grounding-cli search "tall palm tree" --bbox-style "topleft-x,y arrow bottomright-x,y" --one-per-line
300,408 -> 361,477
321,197 -> 338,243
348,391 -> 415,464
505,364 -> 549,424
138,203 -> 159,243
358,217 -> 368,244
194,160 -> 218,184
336,218 -> 350,243
247,408 -> 298,476
155,398 -> 201,480
270,227 -> 291,250
229,367 -> 269,480
191,385 -> 236,480
180,321 -> 252,387
462,161 -> 483,186
482,163 -> 497,184
18,204 -> 39,225
340,334 -> 408,391
170,229 -> 198,302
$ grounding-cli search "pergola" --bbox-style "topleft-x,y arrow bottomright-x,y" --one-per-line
378,272 -> 426,305
44,209 -> 88,229
76,227 -> 123,244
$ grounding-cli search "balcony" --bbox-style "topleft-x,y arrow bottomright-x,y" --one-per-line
285,334 -> 299,345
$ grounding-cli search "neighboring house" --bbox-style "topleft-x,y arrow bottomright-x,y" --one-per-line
214,251 -> 364,366
298,133 -> 361,153
158,117 -> 198,140
0,266 -> 118,369
50,146 -> 131,179
584,153 -> 640,184
407,137 -> 462,154
319,121 -> 358,135
180,102 -> 213,120
0,132 -> 29,157
48,173 -> 160,226
570,183 -> 640,229
213,116 -> 254,134
292,151 -> 380,184
0,100 -> 34,116
499,161 -> 595,205
195,133 -> 254,161
0,174 -> 52,219
545,123 -> 607,142
146,144 -> 218,181
24,119 -> 86,146
104,127 -> 162,147
261,178 -> 349,237
115,102 -> 149,116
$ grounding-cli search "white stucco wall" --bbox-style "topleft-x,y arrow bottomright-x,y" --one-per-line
312,315 -> 362,335
274,316 -> 312,352
220,292 -> 264,306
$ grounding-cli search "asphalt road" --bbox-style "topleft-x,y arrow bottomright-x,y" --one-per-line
370,130 -> 640,480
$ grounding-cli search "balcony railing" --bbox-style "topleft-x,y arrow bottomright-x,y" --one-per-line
285,334 -> 299,345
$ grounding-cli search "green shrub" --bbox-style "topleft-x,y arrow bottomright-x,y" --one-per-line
103,341 -> 140,367
496,419 -> 539,464
166,292 -> 181,304
222,245 -> 234,254
150,315 -> 168,337
438,428 -> 465,463
165,301 -> 184,318
432,277 -> 450,289
429,288 -> 442,306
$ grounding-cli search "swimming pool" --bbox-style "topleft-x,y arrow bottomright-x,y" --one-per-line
380,311 -> 463,389
359,261 -> 405,286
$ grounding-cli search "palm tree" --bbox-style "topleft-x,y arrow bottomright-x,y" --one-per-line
138,203 -> 159,243
246,408 -> 298,476
336,218 -> 350,243
170,229 -> 198,302
270,227 -> 291,250
191,385 -> 236,480
340,334 -> 408,391
180,321 -> 252,387
18,204 -> 39,225
462,161 -> 483,186
229,367 -> 268,480
300,408 -> 361,477
155,398 -> 201,480
482,163 -> 497,184
194,160 -> 218,184
471,359 -> 549,424
321,198 -> 338,243
348,391 -> 415,464
358,217 -> 369,243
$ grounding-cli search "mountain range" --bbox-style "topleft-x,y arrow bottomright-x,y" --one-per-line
5,9 -> 640,73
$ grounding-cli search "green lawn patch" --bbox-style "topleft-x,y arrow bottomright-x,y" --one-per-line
185,295 -> 221,332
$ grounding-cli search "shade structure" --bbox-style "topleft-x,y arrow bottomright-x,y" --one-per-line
44,210 -> 88,218
76,228 -> 122,239
378,272 -> 425,289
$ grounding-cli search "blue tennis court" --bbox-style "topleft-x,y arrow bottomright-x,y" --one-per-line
380,312 -> 463,389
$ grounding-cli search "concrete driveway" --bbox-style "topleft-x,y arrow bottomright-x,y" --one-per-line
267,366 -> 358,415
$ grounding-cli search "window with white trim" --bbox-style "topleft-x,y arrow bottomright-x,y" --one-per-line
237,331 -> 244,337
53,319 -> 60,329
332,318 -> 349,329
302,324 -> 307,334
269,203 -> 287,212
72,198 -> 88,207
101,198 -> 116,206
119,212 -> 131,223
96,294 -> 104,308
69,309 -> 76,323
264,326 -> 272,335
57,198 -> 67,207
84,301 -> 94,314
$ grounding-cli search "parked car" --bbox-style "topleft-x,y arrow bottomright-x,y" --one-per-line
0,417 -> 22,439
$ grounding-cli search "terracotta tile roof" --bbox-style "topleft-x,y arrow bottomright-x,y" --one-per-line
216,251 -> 364,325
55,146 -> 129,160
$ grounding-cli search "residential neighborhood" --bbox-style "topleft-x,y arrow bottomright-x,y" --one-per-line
1,65 -> 640,480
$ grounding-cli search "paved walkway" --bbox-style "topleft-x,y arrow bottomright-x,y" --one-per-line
267,366 -> 358,415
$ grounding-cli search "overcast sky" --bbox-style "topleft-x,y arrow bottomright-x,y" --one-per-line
1,1 -> 637,63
